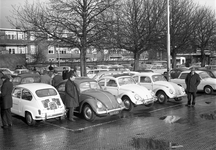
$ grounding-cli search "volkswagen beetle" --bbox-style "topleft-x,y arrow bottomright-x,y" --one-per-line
56,77 -> 125,121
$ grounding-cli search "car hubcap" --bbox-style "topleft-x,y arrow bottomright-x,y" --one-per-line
205,88 -> 211,94
85,108 -> 92,119
124,99 -> 130,109
158,94 -> 165,102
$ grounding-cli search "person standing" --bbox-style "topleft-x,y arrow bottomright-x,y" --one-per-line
64,74 -> 79,121
62,67 -> 68,80
0,75 -> 13,129
40,70 -> 52,84
185,68 -> 201,107
52,71 -> 63,88
66,67 -> 74,79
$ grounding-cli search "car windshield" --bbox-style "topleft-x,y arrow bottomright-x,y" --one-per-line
152,75 -> 167,82
36,88 -> 57,97
118,77 -> 135,86
79,81 -> 101,92
211,71 -> 216,77
199,72 -> 211,79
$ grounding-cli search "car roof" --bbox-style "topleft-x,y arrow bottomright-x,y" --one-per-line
13,73 -> 40,78
15,83 -> 54,90
59,77 -> 97,85
134,72 -> 161,76
181,70 -> 203,74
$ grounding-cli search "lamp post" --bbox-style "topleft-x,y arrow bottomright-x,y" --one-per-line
167,0 -> 171,81
58,44 -> 60,67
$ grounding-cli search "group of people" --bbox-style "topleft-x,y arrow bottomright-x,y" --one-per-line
0,67 -> 200,128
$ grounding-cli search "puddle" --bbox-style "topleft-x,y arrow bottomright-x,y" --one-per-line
159,115 -> 181,124
200,112 -> 216,120
131,137 -> 183,149
205,102 -> 211,104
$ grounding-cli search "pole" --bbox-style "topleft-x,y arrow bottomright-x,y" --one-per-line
167,0 -> 171,81
58,44 -> 60,67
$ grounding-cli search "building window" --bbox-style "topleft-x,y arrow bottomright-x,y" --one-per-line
30,45 -> 36,54
48,46 -> 54,54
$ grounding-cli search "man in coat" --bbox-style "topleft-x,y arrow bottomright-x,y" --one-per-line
66,67 -> 74,80
64,74 -> 79,121
0,75 -> 13,128
185,68 -> 201,107
52,71 -> 63,88
62,67 -> 68,80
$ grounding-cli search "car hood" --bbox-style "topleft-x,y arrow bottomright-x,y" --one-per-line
120,84 -> 153,98
154,81 -> 180,89
82,89 -> 120,109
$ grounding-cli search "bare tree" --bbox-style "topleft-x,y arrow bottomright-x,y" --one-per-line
191,7 -> 216,67
10,0 -> 118,76
112,0 -> 167,71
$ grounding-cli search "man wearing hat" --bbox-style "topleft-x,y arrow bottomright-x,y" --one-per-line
185,68 -> 201,107
0,75 -> 13,128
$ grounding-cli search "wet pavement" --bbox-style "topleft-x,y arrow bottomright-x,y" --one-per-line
1,93 -> 216,150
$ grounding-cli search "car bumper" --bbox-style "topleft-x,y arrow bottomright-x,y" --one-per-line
169,93 -> 186,99
135,97 -> 157,105
35,110 -> 66,120
96,106 -> 125,116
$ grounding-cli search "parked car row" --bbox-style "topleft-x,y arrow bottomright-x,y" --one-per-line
3,66 -> 216,126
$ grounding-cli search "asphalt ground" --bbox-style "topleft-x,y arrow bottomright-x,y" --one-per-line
0,93 -> 216,150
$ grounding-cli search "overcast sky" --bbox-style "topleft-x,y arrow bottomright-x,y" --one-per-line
0,0 -> 216,29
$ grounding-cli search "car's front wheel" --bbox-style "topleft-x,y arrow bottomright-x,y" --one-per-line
83,104 -> 96,122
204,85 -> 213,94
122,96 -> 134,112
25,112 -> 36,126
156,91 -> 168,104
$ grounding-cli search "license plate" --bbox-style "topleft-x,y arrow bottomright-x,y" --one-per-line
110,111 -> 119,115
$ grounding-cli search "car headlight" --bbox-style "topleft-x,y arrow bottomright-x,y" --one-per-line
117,97 -> 122,104
134,94 -> 142,100
169,89 -> 174,94
151,91 -> 155,97
96,101 -> 103,108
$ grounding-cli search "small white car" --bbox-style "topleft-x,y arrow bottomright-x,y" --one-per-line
98,74 -> 157,111
11,83 -> 65,125
171,70 -> 216,94
132,73 -> 186,104
87,69 -> 109,78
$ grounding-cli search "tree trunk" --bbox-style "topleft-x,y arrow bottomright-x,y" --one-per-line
200,48 -> 206,67
171,51 -> 177,69
80,47 -> 87,76
133,52 -> 140,71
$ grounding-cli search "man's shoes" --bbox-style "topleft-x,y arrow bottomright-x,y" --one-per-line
191,103 -> 195,107
68,118 -> 75,122
8,124 -> 12,127
185,104 -> 191,107
1,126 -> 8,129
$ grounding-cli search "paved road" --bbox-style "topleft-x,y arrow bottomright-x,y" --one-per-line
0,93 -> 216,150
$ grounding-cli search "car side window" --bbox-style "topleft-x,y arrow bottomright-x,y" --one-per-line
58,83 -> 65,92
22,89 -> 32,101
140,76 -> 151,83
133,76 -> 139,83
12,88 -> 22,98
98,79 -> 105,87
107,79 -> 117,87
179,73 -> 188,79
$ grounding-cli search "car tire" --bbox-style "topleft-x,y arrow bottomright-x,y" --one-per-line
25,112 -> 36,126
204,85 -> 213,94
122,96 -> 134,112
156,91 -> 167,104
83,104 -> 96,122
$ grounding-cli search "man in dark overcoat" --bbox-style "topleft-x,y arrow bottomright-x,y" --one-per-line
0,75 -> 13,128
185,68 -> 201,107
64,74 -> 79,121
62,67 -> 68,80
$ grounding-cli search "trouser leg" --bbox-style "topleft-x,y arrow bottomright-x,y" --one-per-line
192,92 -> 196,105
1,109 -> 8,126
187,92 -> 192,105
5,109 -> 12,125
68,107 -> 74,120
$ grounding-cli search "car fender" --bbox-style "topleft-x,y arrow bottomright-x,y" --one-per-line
22,106 -> 38,119
79,98 -> 97,114
119,91 -> 137,104
154,87 -> 172,98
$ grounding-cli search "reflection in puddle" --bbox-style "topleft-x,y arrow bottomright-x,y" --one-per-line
200,112 -> 216,120
159,115 -> 181,124
131,137 -> 183,149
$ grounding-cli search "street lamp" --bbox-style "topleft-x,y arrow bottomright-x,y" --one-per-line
167,0 -> 171,81
58,44 -> 60,67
